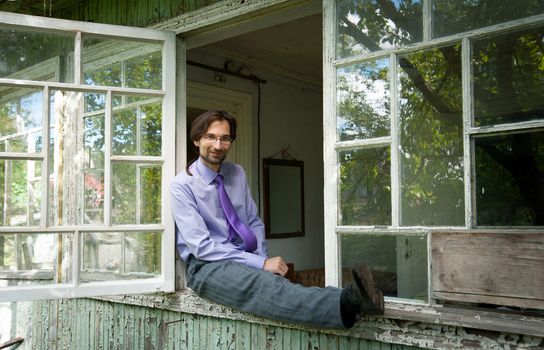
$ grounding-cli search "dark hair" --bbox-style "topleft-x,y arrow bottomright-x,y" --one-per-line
186,110 -> 237,175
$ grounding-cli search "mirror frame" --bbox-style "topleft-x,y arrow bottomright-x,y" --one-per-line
262,158 -> 305,239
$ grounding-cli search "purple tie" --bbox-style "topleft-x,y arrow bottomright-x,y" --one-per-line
214,174 -> 258,252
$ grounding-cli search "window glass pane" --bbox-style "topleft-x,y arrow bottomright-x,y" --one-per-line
433,1 -> 544,38
0,27 -> 74,82
473,27 -> 544,126
0,160 -> 41,226
112,163 -> 161,225
475,131 -> 544,226
341,233 -> 428,301
337,58 -> 390,141
125,51 -> 162,90
112,97 -> 162,156
0,88 -> 43,153
84,113 -> 105,225
399,44 -> 464,226
49,90 -> 83,226
0,233 -> 72,286
81,231 -> 161,282
339,147 -> 391,225
82,36 -> 162,90
336,0 -> 423,59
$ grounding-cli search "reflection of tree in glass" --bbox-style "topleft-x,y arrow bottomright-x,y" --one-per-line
339,148 -> 391,225
112,164 -> 161,225
113,108 -> 137,155
141,167 -> 161,224
433,0 -> 544,38
473,29 -> 544,126
84,64 -> 122,87
337,59 -> 390,141
0,29 -> 73,78
337,0 -> 422,57
140,103 -> 162,156
337,2 -> 544,226
399,45 -> 464,226
126,51 -> 162,90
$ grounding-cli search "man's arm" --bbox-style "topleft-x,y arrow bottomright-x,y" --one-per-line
170,179 -> 266,270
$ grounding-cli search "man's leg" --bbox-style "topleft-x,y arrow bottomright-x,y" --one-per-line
186,257 -> 346,328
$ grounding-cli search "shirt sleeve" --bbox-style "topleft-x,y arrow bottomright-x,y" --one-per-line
170,178 -> 266,270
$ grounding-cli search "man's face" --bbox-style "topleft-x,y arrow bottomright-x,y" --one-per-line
194,119 -> 233,171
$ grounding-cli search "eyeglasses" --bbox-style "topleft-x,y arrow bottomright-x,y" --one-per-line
201,134 -> 233,145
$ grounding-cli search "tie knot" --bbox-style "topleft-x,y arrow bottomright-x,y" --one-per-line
214,174 -> 224,186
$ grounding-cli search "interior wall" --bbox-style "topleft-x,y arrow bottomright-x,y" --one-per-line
186,49 -> 324,270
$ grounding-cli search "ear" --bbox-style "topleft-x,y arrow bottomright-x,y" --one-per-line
193,140 -> 200,147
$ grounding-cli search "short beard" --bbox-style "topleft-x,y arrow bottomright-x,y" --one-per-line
201,154 -> 226,165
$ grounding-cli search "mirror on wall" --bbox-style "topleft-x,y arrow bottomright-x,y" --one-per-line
262,158 -> 305,239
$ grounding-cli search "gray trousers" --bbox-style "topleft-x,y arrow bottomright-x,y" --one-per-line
186,257 -> 345,328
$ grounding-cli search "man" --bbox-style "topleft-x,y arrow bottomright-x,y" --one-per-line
170,110 -> 383,328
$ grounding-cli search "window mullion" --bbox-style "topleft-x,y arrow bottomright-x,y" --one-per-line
422,0 -> 432,41
136,106 -> 142,225
74,31 -> 82,85
104,90 -> 112,227
72,230 -> 80,286
41,86 -> 50,228
390,52 -> 400,228
461,37 -> 473,229
323,0 -> 340,287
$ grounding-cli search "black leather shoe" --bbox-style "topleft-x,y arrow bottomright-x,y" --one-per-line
343,263 -> 384,316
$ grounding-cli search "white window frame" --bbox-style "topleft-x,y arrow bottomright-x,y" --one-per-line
0,11 -> 177,302
323,1 -> 544,307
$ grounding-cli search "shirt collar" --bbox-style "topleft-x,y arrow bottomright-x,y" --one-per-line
196,157 -> 223,185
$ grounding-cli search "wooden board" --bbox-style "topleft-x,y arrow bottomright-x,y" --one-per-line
432,231 -> 544,309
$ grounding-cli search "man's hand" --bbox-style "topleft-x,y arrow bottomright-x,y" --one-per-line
263,256 -> 288,276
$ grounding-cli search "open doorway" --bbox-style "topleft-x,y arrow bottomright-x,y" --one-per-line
185,10 -> 325,283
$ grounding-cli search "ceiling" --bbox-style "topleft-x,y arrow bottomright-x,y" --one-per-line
202,13 -> 323,84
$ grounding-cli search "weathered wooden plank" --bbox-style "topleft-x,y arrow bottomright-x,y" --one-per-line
194,313 -> 206,349
105,300 -> 115,350
206,316 -> 220,349
300,330 -> 310,350
432,231 -> 544,308
308,331 -> 320,349
339,336 -> 360,350
221,316 -> 236,350
234,317 -> 251,350
284,328 -> 302,349
266,325 -> 283,350
183,313 -> 194,350
251,322 -> 267,349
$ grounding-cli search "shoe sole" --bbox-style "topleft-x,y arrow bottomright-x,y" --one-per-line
352,263 -> 384,315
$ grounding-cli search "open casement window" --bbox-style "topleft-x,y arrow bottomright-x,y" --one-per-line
0,12 -> 177,302
323,1 -> 544,310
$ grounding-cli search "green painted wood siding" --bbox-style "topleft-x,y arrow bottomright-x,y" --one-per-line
27,298 -> 421,350
53,0 -> 220,27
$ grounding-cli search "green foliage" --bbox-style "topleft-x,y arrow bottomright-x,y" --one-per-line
399,45 -> 465,226
339,148 -> 391,225
337,0 -> 423,57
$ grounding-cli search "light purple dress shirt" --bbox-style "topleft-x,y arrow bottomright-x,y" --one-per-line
170,157 -> 268,270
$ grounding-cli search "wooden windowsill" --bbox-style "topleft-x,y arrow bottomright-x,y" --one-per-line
95,289 -> 544,342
